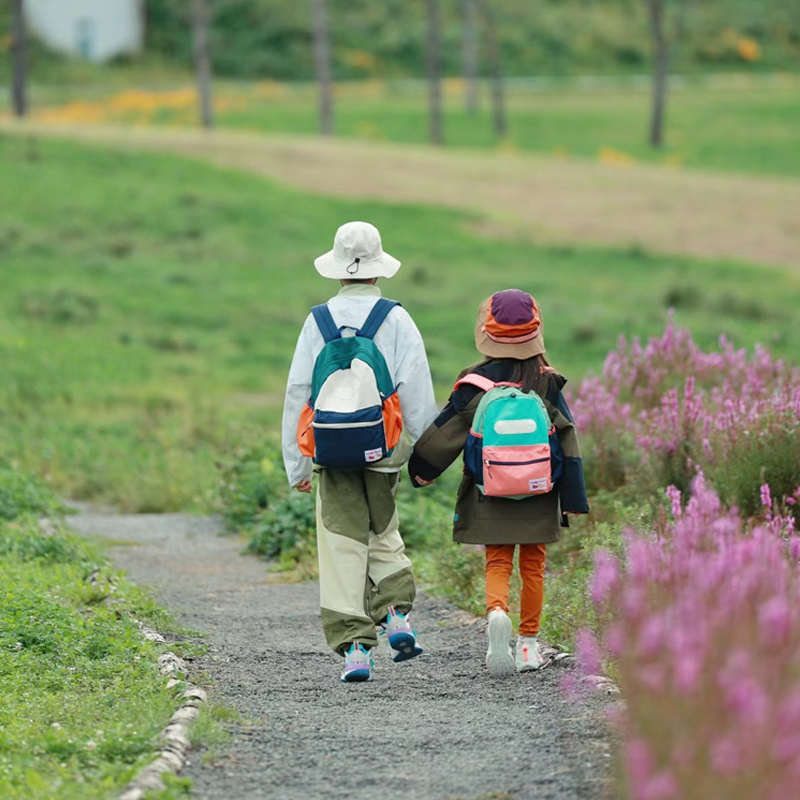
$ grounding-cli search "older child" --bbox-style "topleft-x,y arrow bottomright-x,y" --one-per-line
409,289 -> 588,675
282,221 -> 438,683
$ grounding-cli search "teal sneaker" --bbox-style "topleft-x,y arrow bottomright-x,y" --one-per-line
382,607 -> 424,663
341,642 -> 374,683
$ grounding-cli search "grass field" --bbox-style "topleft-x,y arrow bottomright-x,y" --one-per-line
0,471 -> 183,800
2,133 -> 800,512
17,74 -> 800,179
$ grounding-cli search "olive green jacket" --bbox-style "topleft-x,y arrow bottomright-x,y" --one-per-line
408,360 -> 589,546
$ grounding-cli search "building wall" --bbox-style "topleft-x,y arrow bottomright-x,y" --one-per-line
26,0 -> 144,63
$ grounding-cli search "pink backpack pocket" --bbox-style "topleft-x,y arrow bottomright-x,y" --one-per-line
482,444 -> 552,498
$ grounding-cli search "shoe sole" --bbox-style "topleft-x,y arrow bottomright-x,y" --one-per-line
516,660 -> 544,673
389,631 -> 423,663
341,667 -> 371,683
486,614 -> 515,677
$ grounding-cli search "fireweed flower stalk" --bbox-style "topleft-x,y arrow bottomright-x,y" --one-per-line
569,319 -> 800,504
585,476 -> 800,800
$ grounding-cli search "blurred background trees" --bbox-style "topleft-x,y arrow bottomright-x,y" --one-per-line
5,0 -> 792,83
310,0 -> 333,136
10,0 -> 27,117
2,0 -> 797,144
192,0 -> 214,128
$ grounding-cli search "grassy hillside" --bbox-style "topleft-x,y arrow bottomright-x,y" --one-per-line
23,76 -> 800,179
2,134 -> 799,511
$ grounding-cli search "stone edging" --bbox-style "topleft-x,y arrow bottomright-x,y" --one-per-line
118,626 -> 207,800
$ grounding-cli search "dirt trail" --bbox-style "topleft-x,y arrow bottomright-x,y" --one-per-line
4,120 -> 800,270
69,509 -> 615,800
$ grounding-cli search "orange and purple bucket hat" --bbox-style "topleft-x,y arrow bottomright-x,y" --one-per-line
474,289 -> 545,360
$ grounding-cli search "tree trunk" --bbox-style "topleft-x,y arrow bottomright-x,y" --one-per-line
192,0 -> 214,129
311,0 -> 334,137
646,0 -> 670,148
462,0 -> 479,114
425,0 -> 443,145
10,0 -> 27,118
481,0 -> 506,140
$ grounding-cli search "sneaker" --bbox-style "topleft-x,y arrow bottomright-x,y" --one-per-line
341,643 -> 374,683
515,635 -> 545,672
382,606 -> 424,663
485,608 -> 515,677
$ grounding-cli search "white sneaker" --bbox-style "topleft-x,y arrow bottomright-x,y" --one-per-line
515,635 -> 544,672
485,609 -> 515,677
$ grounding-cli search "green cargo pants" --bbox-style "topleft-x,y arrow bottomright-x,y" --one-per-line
316,469 -> 416,655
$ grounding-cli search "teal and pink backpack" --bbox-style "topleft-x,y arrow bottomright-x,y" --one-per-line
457,374 -> 563,499
296,299 -> 403,469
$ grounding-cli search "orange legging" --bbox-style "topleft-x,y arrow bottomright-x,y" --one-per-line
485,543 -> 547,637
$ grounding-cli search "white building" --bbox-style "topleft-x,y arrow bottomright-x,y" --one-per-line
25,0 -> 145,63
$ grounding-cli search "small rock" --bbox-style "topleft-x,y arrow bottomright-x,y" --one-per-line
183,687 -> 207,704
141,627 -> 166,644
158,653 -> 188,676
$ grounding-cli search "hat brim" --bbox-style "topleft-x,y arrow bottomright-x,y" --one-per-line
474,297 -> 546,360
314,250 -> 401,280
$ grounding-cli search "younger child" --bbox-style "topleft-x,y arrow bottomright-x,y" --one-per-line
409,289 -> 588,675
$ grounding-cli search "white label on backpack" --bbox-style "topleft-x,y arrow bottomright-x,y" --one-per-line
365,448 -> 383,463
494,418 -> 537,435
529,478 -> 548,492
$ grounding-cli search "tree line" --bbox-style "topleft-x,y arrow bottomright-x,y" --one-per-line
7,0 -> 788,149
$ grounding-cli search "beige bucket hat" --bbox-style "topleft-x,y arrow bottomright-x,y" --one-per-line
475,289 -> 546,360
314,221 -> 401,280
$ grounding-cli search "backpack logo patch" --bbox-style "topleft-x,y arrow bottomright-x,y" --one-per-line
529,477 -> 548,493
364,448 -> 383,463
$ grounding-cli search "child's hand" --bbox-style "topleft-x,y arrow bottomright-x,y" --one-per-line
295,480 -> 313,494
414,477 -> 436,486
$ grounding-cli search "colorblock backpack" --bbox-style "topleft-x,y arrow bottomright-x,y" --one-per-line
457,374 -> 564,499
296,299 -> 403,469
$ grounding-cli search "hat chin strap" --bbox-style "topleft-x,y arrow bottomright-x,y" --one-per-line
346,257 -> 361,274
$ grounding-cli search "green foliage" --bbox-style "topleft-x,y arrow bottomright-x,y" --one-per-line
0,523 -> 83,564
243,491 -> 315,562
143,0 -> 800,79
0,466 -> 64,522
540,497 -> 647,648
218,443 -> 284,529
0,512 -> 179,800
424,540 -> 487,617
218,444 -> 315,566
3,0 -> 797,86
709,425 -> 800,519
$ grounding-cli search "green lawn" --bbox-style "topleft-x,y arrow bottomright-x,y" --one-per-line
0,470 -> 183,800
218,77 -> 800,177
2,134 -> 800,511
17,74 -> 800,179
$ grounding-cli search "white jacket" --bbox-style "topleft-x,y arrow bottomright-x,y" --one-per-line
281,283 -> 439,487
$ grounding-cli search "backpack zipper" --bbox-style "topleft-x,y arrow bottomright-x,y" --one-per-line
484,456 -> 549,480
485,457 -> 550,467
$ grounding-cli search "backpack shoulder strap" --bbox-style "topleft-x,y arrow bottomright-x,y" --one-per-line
357,299 -> 401,340
453,373 -> 498,394
311,304 -> 341,344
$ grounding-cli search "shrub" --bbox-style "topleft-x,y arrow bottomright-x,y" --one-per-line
569,319 -> 800,507
244,491 -> 315,563
0,466 -> 64,522
218,442 -> 284,530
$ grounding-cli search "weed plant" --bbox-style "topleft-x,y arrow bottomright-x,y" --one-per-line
0,469 -> 182,799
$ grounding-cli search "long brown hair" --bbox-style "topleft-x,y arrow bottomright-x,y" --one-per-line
484,354 -> 554,396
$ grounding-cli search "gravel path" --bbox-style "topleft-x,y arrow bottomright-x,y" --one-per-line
69,509 -> 617,800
